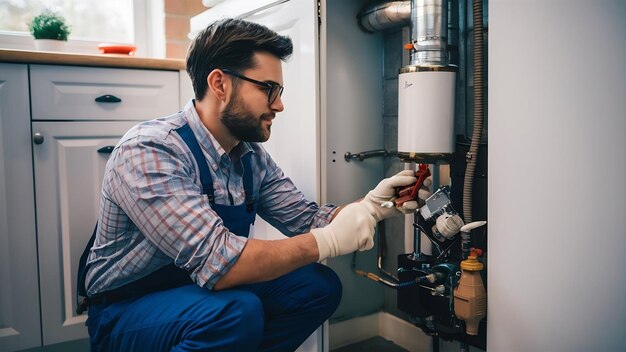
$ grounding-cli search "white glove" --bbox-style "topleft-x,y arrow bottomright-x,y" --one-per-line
360,170 -> 432,221
311,202 -> 377,260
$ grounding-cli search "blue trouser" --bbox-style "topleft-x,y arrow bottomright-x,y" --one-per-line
86,263 -> 342,351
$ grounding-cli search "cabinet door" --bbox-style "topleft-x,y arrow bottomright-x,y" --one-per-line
30,65 -> 179,121
0,64 -> 42,351
32,121 -> 138,345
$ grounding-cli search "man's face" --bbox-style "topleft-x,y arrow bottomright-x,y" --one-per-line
220,52 -> 284,143
220,86 -> 274,142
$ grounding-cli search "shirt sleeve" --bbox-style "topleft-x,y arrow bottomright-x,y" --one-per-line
255,150 -> 338,236
109,136 -> 247,289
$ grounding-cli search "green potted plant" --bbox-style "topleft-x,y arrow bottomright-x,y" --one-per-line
29,9 -> 71,51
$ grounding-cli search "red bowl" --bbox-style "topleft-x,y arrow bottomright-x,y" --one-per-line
98,44 -> 136,55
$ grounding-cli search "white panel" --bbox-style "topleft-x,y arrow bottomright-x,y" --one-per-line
190,0 -> 288,36
30,65 -> 179,121
321,0 -> 386,323
33,121 -> 139,345
234,0 -> 319,244
0,64 -> 41,351
321,0 -> 384,205
489,1 -> 626,351
233,1 -> 320,350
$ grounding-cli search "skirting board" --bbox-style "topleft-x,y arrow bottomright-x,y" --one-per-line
329,312 -> 431,352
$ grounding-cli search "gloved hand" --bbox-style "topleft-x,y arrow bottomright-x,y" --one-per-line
311,202 -> 377,260
360,170 -> 433,221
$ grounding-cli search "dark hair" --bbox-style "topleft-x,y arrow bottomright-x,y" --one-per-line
186,18 -> 293,100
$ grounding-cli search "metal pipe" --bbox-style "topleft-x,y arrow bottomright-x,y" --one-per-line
357,1 -> 411,33
355,269 -> 447,293
433,335 -> 440,352
344,149 -> 396,162
410,0 -> 449,66
358,0 -> 450,65
447,0 -> 460,66
413,212 -> 422,258
461,231 -> 471,259
356,270 -> 402,288
378,221 -> 400,280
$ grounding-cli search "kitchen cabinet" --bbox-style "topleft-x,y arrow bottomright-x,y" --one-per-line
0,64 -> 41,351
0,62 -> 182,351
30,65 -> 179,346
32,121 -> 142,345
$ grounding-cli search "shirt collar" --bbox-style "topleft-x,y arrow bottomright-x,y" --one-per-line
182,99 -> 254,171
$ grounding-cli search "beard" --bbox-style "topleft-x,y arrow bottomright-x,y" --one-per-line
221,93 -> 274,143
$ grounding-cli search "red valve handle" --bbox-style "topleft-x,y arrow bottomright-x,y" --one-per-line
470,248 -> 483,257
393,164 -> 431,207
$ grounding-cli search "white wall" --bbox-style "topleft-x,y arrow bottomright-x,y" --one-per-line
488,1 -> 626,351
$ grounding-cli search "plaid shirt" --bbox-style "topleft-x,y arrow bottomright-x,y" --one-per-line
86,100 -> 337,295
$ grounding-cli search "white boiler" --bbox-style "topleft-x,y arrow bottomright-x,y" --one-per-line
397,66 -> 456,161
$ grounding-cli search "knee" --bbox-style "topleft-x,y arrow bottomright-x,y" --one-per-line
309,263 -> 343,314
224,292 -> 265,346
188,291 -> 264,350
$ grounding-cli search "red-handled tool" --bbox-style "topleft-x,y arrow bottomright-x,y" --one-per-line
392,164 -> 431,207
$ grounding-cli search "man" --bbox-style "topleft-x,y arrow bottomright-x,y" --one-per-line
85,18 -> 427,351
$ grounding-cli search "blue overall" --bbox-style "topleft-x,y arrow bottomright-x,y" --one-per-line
86,124 -> 342,351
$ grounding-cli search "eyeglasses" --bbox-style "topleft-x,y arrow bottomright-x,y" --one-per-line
221,68 -> 284,105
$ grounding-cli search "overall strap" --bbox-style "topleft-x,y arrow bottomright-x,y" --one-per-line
76,224 -> 98,313
241,153 -> 255,213
175,124 -> 215,204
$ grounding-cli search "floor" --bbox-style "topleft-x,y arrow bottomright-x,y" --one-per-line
25,336 -> 409,352
331,336 -> 409,352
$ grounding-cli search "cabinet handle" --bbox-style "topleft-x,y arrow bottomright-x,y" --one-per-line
97,146 -> 115,154
33,133 -> 44,145
95,95 -> 122,103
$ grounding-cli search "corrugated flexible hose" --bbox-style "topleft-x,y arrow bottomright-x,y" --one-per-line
463,0 -> 484,223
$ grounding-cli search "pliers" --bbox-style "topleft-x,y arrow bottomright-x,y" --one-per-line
381,164 -> 431,208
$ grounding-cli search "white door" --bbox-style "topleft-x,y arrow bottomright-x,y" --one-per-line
243,3 -> 321,351
0,64 -> 41,351
32,121 -> 138,345
191,1 -> 321,350
191,0 -> 320,240
247,3 -> 321,351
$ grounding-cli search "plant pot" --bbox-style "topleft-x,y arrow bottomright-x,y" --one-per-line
34,39 -> 67,52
